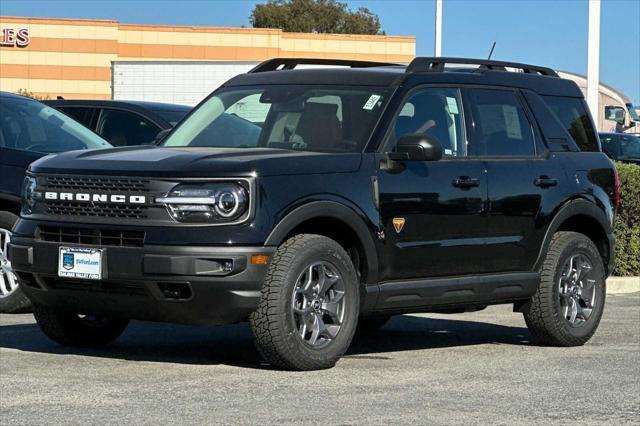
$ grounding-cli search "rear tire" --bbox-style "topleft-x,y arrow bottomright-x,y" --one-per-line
250,234 -> 359,370
33,304 -> 129,347
0,211 -> 31,314
524,231 -> 606,346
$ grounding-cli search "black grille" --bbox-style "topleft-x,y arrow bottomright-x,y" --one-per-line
43,277 -> 148,297
38,226 -> 145,247
44,202 -> 149,219
43,175 -> 151,192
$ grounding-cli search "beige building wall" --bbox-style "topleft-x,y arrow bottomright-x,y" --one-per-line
0,16 -> 416,100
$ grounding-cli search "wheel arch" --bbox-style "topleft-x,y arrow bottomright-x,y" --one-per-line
536,199 -> 614,275
265,201 -> 379,285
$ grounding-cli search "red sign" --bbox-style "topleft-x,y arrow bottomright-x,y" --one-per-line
0,28 -> 30,47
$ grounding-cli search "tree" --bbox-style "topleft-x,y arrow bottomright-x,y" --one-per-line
251,0 -> 383,35
16,88 -> 50,101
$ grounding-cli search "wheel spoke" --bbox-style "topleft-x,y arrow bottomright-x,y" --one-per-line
569,298 -> 578,323
0,272 -> 8,296
309,314 -> 327,345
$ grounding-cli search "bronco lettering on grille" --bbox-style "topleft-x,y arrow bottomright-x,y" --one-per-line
44,192 -> 147,204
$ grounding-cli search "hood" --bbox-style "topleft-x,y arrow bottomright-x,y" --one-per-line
28,146 -> 362,177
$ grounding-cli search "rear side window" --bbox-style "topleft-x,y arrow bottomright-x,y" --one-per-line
57,107 -> 96,128
468,89 -> 535,156
542,96 -> 598,152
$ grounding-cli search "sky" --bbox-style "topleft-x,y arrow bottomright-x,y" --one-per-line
1,0 -> 638,104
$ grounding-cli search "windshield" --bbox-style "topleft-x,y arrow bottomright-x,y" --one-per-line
162,85 -> 391,153
0,96 -> 112,153
620,134 -> 640,158
153,108 -> 190,126
626,103 -> 640,121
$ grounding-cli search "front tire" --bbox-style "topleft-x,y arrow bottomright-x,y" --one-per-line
0,211 -> 31,314
33,304 -> 129,347
524,231 -> 606,346
250,234 -> 359,370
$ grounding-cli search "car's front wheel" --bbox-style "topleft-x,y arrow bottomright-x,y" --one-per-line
33,304 -> 129,347
250,234 -> 359,370
0,211 -> 31,313
524,231 -> 606,346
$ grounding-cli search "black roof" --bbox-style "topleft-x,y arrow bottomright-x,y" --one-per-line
44,99 -> 191,112
225,57 -> 583,98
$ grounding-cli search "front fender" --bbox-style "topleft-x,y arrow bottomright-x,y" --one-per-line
265,200 -> 379,284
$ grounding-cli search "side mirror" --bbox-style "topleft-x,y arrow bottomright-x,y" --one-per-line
154,128 -> 171,144
388,133 -> 442,162
605,106 -> 626,125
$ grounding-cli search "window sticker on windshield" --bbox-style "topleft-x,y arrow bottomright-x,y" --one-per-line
446,97 -> 459,114
363,94 -> 381,110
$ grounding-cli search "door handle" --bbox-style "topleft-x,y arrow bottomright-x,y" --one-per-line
452,176 -> 480,188
534,176 -> 558,188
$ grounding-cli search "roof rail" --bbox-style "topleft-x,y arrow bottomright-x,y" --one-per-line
249,58 -> 399,73
406,57 -> 559,77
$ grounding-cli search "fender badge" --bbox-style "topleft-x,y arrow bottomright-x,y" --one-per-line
392,217 -> 405,233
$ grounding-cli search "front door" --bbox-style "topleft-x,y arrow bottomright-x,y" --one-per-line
377,87 -> 488,281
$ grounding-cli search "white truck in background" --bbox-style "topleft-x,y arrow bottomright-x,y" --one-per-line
559,71 -> 638,134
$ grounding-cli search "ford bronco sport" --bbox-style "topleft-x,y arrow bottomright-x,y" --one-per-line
9,58 -> 618,371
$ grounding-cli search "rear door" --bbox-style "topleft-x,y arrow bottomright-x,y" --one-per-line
465,88 -> 566,272
377,86 -> 488,281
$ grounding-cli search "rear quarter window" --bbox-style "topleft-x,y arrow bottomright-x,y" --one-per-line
542,96 -> 599,152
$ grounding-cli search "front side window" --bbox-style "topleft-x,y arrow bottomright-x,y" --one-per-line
542,96 -> 598,152
391,87 -> 466,157
163,85 -> 391,153
96,109 -> 161,146
0,96 -> 111,153
468,89 -> 535,157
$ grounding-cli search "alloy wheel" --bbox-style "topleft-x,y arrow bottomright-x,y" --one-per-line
0,228 -> 19,298
291,261 -> 346,348
558,253 -> 597,327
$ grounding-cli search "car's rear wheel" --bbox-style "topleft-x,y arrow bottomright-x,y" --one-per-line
250,234 -> 359,370
524,231 -> 606,346
33,304 -> 129,347
0,211 -> 31,314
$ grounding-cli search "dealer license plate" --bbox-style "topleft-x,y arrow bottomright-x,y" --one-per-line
58,247 -> 103,280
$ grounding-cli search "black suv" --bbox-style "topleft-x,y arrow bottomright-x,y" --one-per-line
9,58 -> 618,371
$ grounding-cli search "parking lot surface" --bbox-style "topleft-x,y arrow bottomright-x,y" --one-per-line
1,293 -> 638,425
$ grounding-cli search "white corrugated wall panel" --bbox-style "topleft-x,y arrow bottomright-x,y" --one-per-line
112,61 -> 258,106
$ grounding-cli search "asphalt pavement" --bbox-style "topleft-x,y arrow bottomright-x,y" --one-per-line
1,293 -> 638,425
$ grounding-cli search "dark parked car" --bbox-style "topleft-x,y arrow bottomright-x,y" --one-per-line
599,132 -> 640,164
0,91 -> 113,312
10,58 -> 617,371
44,100 -> 191,146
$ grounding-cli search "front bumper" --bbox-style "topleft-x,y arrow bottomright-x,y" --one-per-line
8,237 -> 274,326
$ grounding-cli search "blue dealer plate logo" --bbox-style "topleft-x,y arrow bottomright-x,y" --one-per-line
62,253 -> 74,270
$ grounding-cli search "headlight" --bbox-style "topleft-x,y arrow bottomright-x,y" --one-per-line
157,182 -> 249,224
21,176 -> 37,214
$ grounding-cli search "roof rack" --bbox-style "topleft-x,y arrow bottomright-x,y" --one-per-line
406,57 -> 559,77
249,58 -> 399,73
